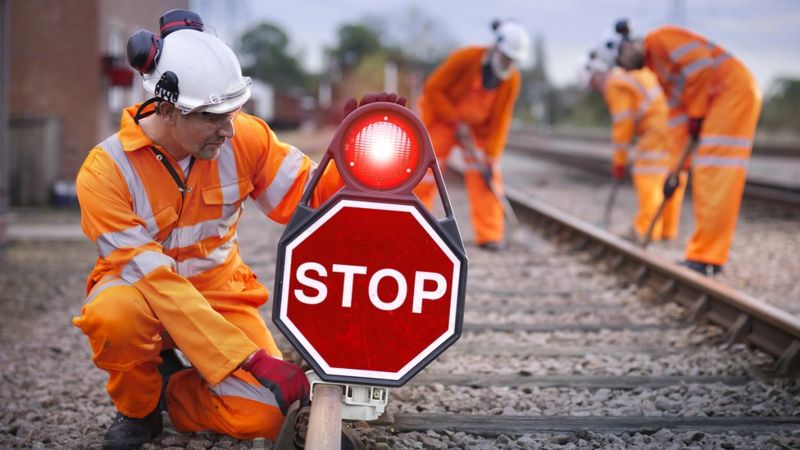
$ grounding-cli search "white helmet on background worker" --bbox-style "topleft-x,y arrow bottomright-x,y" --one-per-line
588,37 -> 620,73
127,9 -> 251,117
494,21 -> 530,63
580,37 -> 619,90
488,20 -> 530,81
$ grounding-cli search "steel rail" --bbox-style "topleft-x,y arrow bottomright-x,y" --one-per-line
505,135 -> 800,207
383,413 -> 800,436
504,184 -> 800,376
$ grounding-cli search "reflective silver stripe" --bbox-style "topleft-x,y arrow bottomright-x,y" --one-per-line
682,57 -> 713,77
632,166 -> 668,175
121,251 -> 176,284
613,72 -> 657,121
86,277 -> 131,303
163,142 -> 241,250
210,376 -> 279,408
669,41 -> 701,62
714,53 -> 730,67
98,136 -> 158,237
612,110 -> 632,123
97,224 -> 152,258
254,146 -> 306,214
303,161 -> 319,193
635,151 -> 669,161
176,235 -> 235,277
668,114 -> 688,128
694,156 -> 749,168
700,136 -> 753,149
164,219 -> 221,250
669,75 -> 685,107
635,86 -> 661,118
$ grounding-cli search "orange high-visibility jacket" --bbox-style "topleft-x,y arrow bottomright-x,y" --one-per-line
602,67 -> 669,168
418,46 -> 521,158
644,25 -> 734,118
76,105 -> 341,385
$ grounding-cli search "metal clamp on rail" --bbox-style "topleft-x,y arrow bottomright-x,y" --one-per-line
306,371 -> 388,421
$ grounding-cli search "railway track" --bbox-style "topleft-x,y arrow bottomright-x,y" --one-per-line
506,131 -> 800,208
340,172 -> 800,448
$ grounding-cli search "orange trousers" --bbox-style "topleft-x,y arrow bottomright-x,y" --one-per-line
414,121 -> 504,245
73,276 -> 285,440
685,60 -> 762,265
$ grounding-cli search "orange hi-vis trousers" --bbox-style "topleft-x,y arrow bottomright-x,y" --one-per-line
685,60 -> 762,265
73,276 -> 285,440
414,121 -> 504,245
627,124 -> 671,240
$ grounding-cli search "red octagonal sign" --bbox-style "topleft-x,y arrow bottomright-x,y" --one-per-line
274,198 -> 465,386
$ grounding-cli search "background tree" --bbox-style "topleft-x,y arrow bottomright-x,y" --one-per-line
239,21 -> 313,91
759,78 -> 800,135
328,24 -> 383,73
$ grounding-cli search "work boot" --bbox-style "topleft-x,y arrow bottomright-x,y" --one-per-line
274,403 -> 365,450
478,240 -> 507,252
680,260 -> 723,277
102,409 -> 163,450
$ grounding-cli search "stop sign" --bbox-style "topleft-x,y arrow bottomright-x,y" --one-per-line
273,197 -> 466,386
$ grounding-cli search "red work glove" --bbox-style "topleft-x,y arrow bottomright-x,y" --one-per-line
343,91 -> 407,118
611,163 -> 625,181
241,349 -> 310,415
688,117 -> 703,141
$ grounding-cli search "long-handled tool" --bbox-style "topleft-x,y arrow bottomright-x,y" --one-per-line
640,139 -> 697,248
457,133 -> 520,229
601,178 -> 622,229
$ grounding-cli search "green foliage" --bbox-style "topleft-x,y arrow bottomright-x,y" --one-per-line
239,21 -> 312,90
328,24 -> 383,73
759,78 -> 800,134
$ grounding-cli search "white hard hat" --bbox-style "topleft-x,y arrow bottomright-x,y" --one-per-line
495,22 -> 530,62
586,37 -> 620,73
141,29 -> 251,114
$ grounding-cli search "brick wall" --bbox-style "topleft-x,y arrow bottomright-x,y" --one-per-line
8,0 -> 187,203
10,0 -> 101,183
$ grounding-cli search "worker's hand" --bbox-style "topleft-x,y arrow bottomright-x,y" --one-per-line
343,91 -> 407,118
455,122 -> 471,142
662,173 -> 680,199
688,117 -> 703,141
241,349 -> 310,415
611,163 -> 626,181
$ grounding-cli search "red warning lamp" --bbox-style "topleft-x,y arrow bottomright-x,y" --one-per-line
342,111 -> 422,191
313,101 -> 434,197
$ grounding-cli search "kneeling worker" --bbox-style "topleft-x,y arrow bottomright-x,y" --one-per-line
72,9 -> 396,449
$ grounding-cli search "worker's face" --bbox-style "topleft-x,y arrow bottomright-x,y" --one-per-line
617,40 -> 644,70
491,49 -> 516,80
173,108 -> 239,160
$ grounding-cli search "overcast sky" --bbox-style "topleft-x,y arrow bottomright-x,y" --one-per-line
192,0 -> 800,91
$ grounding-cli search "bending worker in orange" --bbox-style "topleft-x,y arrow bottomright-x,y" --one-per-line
72,10 -> 396,450
615,21 -> 762,276
585,40 -> 685,242
413,20 -> 529,251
